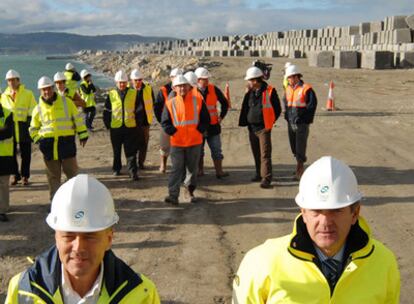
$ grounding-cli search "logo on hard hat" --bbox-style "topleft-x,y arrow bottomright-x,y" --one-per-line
320,186 -> 329,194
317,185 -> 330,201
74,211 -> 85,219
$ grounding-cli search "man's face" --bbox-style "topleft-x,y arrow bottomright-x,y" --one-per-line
40,86 -> 54,100
56,229 -> 113,279
288,75 -> 300,86
117,81 -> 128,91
301,205 -> 360,256
197,78 -> 209,89
7,78 -> 20,91
55,81 -> 66,92
247,78 -> 260,90
174,84 -> 190,97
132,79 -> 143,89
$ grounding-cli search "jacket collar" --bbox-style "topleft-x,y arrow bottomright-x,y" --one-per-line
4,84 -> 24,96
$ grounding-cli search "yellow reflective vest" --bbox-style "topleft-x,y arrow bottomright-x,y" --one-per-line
80,80 -> 96,108
233,215 -> 400,304
0,85 -> 36,143
64,70 -> 78,91
108,88 -> 137,128
0,106 -> 13,157
29,94 -> 88,160
141,84 -> 154,125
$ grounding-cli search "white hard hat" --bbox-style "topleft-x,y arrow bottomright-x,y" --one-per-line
172,74 -> 189,87
53,72 -> 66,82
5,69 -> 20,80
37,76 -> 54,89
130,68 -> 143,80
46,174 -> 119,232
169,68 -> 184,78
244,66 -> 263,80
284,62 -> 292,69
184,71 -> 198,87
114,70 -> 128,82
80,69 -> 91,79
295,156 -> 362,210
285,64 -> 302,78
194,67 -> 211,79
65,62 -> 75,71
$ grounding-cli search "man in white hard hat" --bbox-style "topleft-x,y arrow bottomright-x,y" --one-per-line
30,76 -> 88,200
232,156 -> 400,303
239,66 -> 281,189
283,64 -> 317,180
103,70 -> 140,180
130,68 -> 155,170
154,67 -> 183,173
64,62 -> 81,92
194,67 -> 229,178
161,75 -> 210,204
79,69 -> 97,130
0,69 -> 36,186
5,174 -> 160,303
282,61 -> 292,90
54,71 -> 86,108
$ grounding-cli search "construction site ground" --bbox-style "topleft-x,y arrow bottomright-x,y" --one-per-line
0,57 -> 413,303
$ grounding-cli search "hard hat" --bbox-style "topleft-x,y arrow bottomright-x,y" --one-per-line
130,68 -> 143,80
80,69 -> 91,79
53,72 -> 66,82
184,71 -> 198,87
285,64 -> 302,78
172,74 -> 189,87
5,69 -> 20,80
37,76 -> 54,89
46,174 -> 119,232
169,68 -> 184,78
295,156 -> 362,210
194,67 -> 211,79
284,62 -> 292,69
244,66 -> 263,80
114,70 -> 128,82
65,62 -> 75,71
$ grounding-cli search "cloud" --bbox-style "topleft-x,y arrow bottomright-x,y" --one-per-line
0,0 -> 412,38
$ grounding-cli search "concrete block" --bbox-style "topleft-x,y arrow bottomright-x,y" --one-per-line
289,50 -> 302,58
334,51 -> 360,69
250,50 -> 259,57
406,15 -> 414,29
359,22 -> 371,35
265,50 -> 279,58
350,35 -> 361,46
370,21 -> 383,32
361,51 -> 394,69
400,51 -> 414,68
389,16 -> 408,30
393,29 -> 412,44
308,51 -> 334,68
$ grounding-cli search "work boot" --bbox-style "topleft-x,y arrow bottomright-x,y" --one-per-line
22,177 -> 29,186
186,185 -> 198,203
0,213 -> 9,222
251,175 -> 261,182
113,171 -> 121,176
159,156 -> 167,173
295,161 -> 305,181
198,157 -> 204,177
130,173 -> 139,181
164,196 -> 179,205
214,160 -> 229,179
10,176 -> 19,186
260,179 -> 272,189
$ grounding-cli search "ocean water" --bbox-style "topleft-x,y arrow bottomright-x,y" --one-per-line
0,55 -> 113,97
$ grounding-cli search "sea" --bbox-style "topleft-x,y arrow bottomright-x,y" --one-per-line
0,54 -> 113,98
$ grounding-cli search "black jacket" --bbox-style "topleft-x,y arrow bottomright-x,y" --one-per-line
154,82 -> 172,123
283,81 -> 318,124
239,81 -> 281,132
198,85 -> 228,136
0,105 -> 16,175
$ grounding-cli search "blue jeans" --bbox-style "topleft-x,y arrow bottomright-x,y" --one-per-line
201,134 -> 224,161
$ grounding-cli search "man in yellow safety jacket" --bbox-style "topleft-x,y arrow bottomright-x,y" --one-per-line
232,156 -> 400,304
29,76 -> 88,201
79,69 -> 97,130
6,174 -> 160,303
64,62 -> 81,92
0,69 -> 36,186
54,71 -> 86,108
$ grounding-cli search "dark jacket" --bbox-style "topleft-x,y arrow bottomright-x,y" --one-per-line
239,81 -> 281,132
0,105 -> 16,175
103,88 -> 139,129
154,82 -> 172,123
283,81 -> 318,124
161,93 -> 210,136
136,83 -> 155,127
80,82 -> 96,94
198,85 -> 228,136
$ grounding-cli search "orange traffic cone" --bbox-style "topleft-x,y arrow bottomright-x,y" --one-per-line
325,81 -> 335,111
225,82 -> 232,109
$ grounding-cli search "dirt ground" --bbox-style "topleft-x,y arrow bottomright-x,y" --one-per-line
0,57 -> 413,303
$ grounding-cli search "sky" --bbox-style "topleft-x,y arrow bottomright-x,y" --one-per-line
0,0 -> 413,38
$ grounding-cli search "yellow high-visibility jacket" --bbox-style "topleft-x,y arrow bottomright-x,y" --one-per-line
5,246 -> 160,304
232,215 -> 400,304
108,88 -> 137,128
141,83 -> 154,125
64,70 -> 78,92
0,85 -> 36,143
79,80 -> 96,108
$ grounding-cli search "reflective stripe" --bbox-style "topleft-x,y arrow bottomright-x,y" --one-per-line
263,91 -> 272,109
171,96 -> 199,126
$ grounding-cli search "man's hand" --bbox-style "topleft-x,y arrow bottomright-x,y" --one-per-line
80,139 -> 88,147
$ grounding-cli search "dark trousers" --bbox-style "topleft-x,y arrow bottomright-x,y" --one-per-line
13,141 -> 31,179
84,106 -> 96,129
110,127 -> 139,175
248,129 -> 272,181
137,125 -> 150,167
288,123 -> 309,163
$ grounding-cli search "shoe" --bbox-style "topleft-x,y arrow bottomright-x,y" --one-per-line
22,177 -> 29,186
130,174 -> 139,181
164,196 -> 179,205
10,176 -> 19,186
260,179 -> 272,189
0,213 -> 9,222
216,172 -> 229,179
184,188 -> 198,203
113,171 -> 121,176
251,175 -> 261,182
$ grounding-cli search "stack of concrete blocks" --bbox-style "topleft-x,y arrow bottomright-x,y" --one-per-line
127,13 -> 414,69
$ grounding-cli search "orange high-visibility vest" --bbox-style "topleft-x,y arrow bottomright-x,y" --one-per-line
161,85 -> 169,101
204,84 -> 219,125
262,86 -> 276,130
165,92 -> 203,147
285,83 -> 312,108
